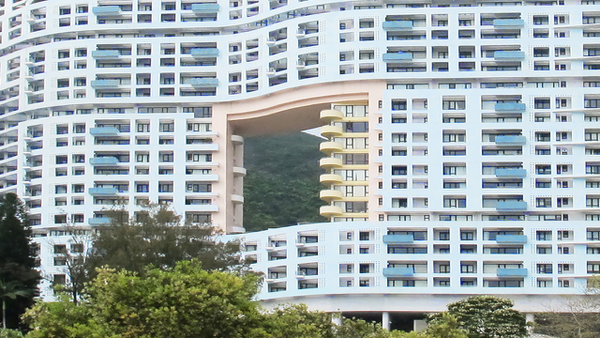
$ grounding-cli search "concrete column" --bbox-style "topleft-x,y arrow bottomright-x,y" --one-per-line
332,312 -> 343,326
382,312 -> 390,330
526,313 -> 535,333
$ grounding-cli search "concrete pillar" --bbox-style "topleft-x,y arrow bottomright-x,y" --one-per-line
526,313 -> 535,333
332,312 -> 343,326
382,312 -> 390,330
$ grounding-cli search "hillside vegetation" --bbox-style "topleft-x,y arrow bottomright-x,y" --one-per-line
243,132 -> 327,232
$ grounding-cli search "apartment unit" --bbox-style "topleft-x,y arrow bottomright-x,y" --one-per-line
1,0 -> 600,319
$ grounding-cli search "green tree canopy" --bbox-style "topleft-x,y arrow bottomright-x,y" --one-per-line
243,133 -> 327,231
0,193 -> 39,329
85,204 -> 244,279
25,261 -> 266,338
430,296 -> 527,338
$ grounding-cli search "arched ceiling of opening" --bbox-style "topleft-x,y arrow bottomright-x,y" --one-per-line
214,80 -> 384,137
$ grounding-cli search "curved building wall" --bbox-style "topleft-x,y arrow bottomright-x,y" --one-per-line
2,0 -> 600,305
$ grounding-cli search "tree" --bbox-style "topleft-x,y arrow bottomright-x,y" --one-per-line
432,296 -> 527,338
425,312 -> 468,338
0,193 -> 39,329
262,304 -> 334,338
0,282 -> 30,330
534,276 -> 600,338
0,329 -> 24,338
85,204 -> 245,279
243,133 -> 327,232
25,260 -> 267,338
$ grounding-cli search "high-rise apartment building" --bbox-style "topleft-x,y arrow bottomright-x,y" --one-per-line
2,0 -> 600,323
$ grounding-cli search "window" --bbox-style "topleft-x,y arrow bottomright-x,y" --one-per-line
158,182 -> 173,193
442,99 -> 466,110
160,122 -> 174,132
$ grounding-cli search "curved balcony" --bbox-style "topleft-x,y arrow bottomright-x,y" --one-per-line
319,174 -> 343,184
231,194 -> 244,204
319,157 -> 343,168
319,141 -> 343,154
233,166 -> 247,176
319,189 -> 343,201
231,135 -> 244,144
320,125 -> 343,137
319,205 -> 343,217
320,109 -> 343,121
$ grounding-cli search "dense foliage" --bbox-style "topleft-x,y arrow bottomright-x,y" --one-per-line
0,193 -> 38,329
243,132 -> 327,231
534,276 -> 600,338
25,261 -> 467,338
86,204 -> 245,278
25,261 -> 265,338
430,296 -> 527,338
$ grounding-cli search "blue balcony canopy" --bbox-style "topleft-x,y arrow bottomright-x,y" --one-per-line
495,135 -> 527,145
89,157 -> 119,166
190,48 -> 219,58
89,217 -> 112,225
496,201 -> 527,211
383,21 -> 413,30
92,6 -> 122,16
90,127 -> 120,136
192,3 -> 219,14
495,102 -> 526,112
383,234 -> 414,244
496,234 -> 527,244
191,78 -> 219,87
494,51 -> 525,60
91,50 -> 120,59
383,267 -> 414,277
89,187 -> 118,196
383,53 -> 413,62
493,19 -> 525,28
91,80 -> 120,89
495,168 -> 527,178
497,268 -> 528,278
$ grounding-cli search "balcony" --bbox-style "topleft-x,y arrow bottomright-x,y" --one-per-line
319,190 -> 343,200
494,51 -> 525,60
383,53 -> 413,62
496,235 -> 527,244
90,127 -> 120,136
320,109 -> 343,120
319,141 -> 343,153
190,48 -> 219,58
497,268 -> 527,278
191,3 -> 219,14
383,267 -> 414,277
190,78 -> 219,87
495,102 -> 526,112
92,6 -> 122,16
383,21 -> 413,30
495,135 -> 526,145
91,50 -> 120,59
493,19 -> 525,29
383,234 -> 414,244
319,205 -> 343,216
91,80 -> 120,89
89,217 -> 112,225
89,187 -> 118,196
89,157 -> 119,166
319,174 -> 343,184
496,201 -> 527,211
495,168 -> 527,178
319,158 -> 343,168
320,125 -> 343,137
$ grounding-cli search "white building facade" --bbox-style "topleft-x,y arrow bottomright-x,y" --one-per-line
2,0 -> 600,315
